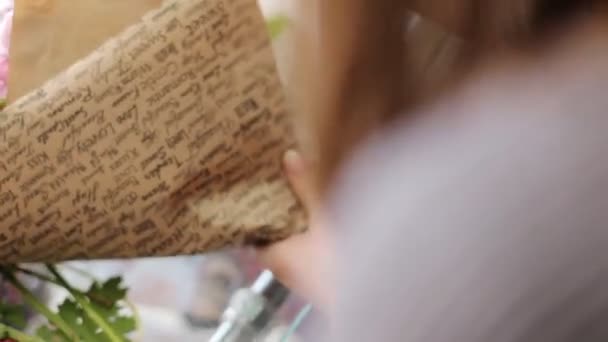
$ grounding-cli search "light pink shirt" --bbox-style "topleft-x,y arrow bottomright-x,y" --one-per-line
327,23 -> 608,342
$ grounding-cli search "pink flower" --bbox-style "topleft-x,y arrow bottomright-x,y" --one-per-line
0,58 -> 8,98
0,0 -> 13,99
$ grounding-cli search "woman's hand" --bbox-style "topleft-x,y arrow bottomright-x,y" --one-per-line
257,150 -> 334,310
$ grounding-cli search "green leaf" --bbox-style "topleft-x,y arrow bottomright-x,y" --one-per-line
57,299 -> 99,342
35,275 -> 136,342
111,316 -> 136,335
266,15 -> 290,40
86,277 -> 127,308
36,325 -> 66,342
3,310 -> 26,330
0,303 -> 27,329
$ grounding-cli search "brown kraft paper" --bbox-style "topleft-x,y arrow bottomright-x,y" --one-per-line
8,0 -> 165,101
0,0 -> 306,263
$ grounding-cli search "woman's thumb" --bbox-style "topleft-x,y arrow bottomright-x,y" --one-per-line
283,149 -> 318,212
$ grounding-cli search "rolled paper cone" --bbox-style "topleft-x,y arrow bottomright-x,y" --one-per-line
0,0 -> 306,263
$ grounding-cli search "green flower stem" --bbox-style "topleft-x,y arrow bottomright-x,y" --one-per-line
22,265 -> 139,337
59,265 -> 140,333
46,265 -> 123,342
0,268 -> 79,341
14,267 -> 63,287
0,322 -> 45,342
16,267 -> 92,299
61,264 -> 97,281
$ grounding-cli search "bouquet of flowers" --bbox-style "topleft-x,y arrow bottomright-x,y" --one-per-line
0,2 -> 296,339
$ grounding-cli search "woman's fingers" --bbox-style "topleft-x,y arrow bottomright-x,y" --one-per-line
256,150 -> 332,309
257,226 -> 324,300
283,149 -> 319,214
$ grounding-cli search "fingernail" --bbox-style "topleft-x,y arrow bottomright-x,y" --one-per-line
283,149 -> 305,174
